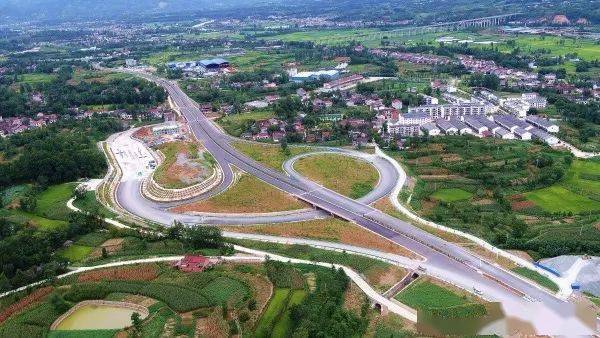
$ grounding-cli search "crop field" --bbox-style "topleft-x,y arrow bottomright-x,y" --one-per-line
227,50 -> 296,72
171,173 -> 306,213
511,267 -> 559,292
294,154 -> 379,199
217,110 -> 275,137
223,218 -> 417,257
232,141 -> 313,171
263,28 -> 382,46
430,188 -> 473,202
142,49 -> 212,67
200,276 -> 250,305
495,35 -> 600,61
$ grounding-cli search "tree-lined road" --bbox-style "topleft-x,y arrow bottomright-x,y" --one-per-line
114,71 -> 597,335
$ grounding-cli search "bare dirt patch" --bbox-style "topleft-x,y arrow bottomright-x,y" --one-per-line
343,282 -> 364,315
90,238 -> 124,258
77,264 -> 159,282
365,265 -> 407,292
195,308 -> 229,337
506,250 -> 534,262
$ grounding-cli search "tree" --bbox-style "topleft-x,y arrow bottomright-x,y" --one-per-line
131,312 -> 143,337
0,273 -> 11,292
50,293 -> 70,312
280,138 -> 290,156
184,225 -> 225,249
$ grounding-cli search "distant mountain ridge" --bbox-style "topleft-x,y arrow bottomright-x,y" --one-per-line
0,0 -> 272,21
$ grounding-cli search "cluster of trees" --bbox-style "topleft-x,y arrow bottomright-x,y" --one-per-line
0,118 -> 123,188
0,68 -> 166,118
289,266 -> 368,337
468,73 -> 500,90
164,222 -> 234,255
0,212 -> 105,291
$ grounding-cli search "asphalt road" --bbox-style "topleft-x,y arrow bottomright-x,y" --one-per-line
114,71 -> 597,335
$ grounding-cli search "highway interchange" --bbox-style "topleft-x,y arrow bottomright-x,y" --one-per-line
111,71 -> 598,335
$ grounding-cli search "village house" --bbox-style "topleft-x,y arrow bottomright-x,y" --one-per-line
172,255 -> 217,273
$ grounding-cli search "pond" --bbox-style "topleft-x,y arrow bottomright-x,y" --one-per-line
53,302 -> 148,330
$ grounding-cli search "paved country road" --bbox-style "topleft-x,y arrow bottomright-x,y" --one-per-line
112,70 -> 597,335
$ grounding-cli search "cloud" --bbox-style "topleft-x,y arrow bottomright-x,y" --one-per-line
158,1 -> 168,9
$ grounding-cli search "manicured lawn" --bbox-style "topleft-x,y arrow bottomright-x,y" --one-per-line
254,288 -> 291,338
511,267 -> 559,292
525,186 -> 600,214
232,141 -> 312,171
430,188 -> 473,202
218,111 -> 275,137
294,154 -> 379,199
59,244 -> 94,262
171,174 -> 306,213
35,183 -> 76,221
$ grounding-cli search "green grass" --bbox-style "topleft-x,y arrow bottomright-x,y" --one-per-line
255,288 -> 290,337
561,160 -> 600,197
511,267 -> 559,292
230,239 -> 393,276
430,188 -> 473,202
496,35 -> 600,61
294,154 -> 379,199
395,280 -> 468,310
525,186 -> 600,214
200,276 -> 250,305
0,302 -> 63,338
232,141 -> 313,171
263,28 -> 382,47
395,280 -> 487,319
271,289 -> 307,338
217,111 -> 275,137
59,244 -> 94,262
47,330 -> 121,338
1,209 -> 68,229
16,73 -> 57,84
72,191 -> 115,218
35,183 -> 76,221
